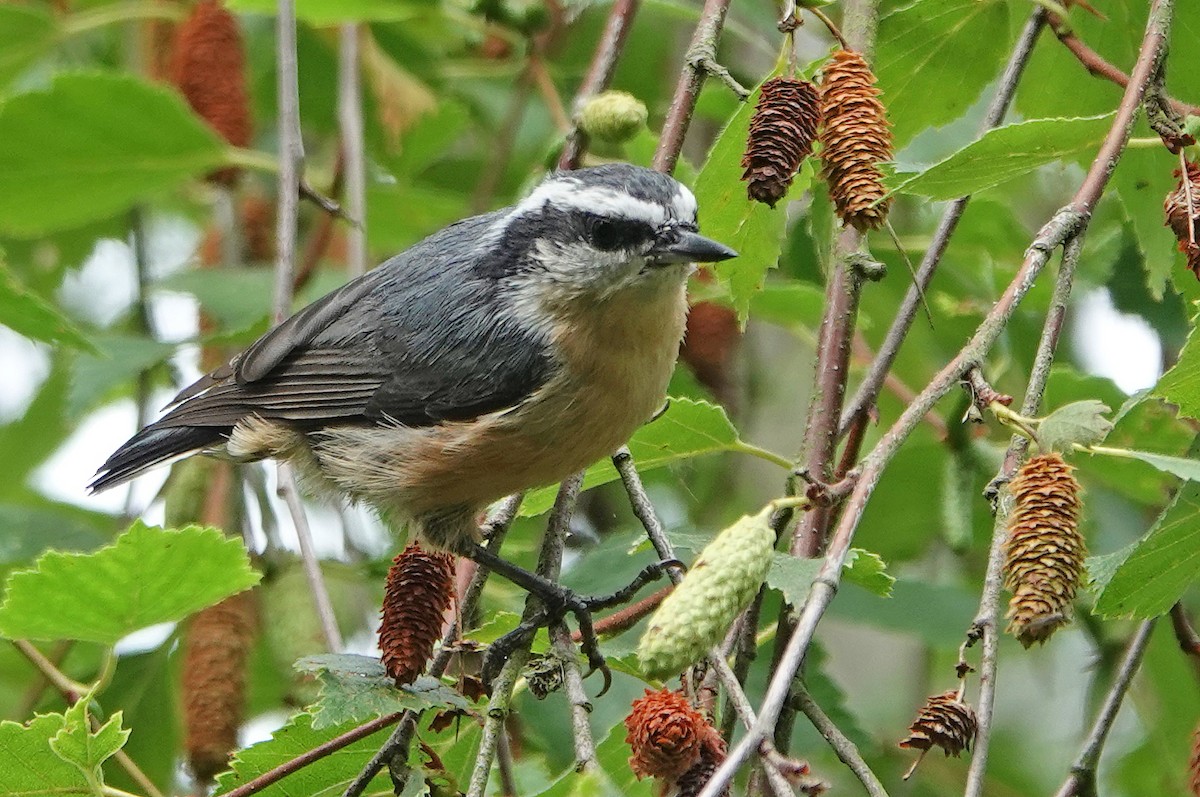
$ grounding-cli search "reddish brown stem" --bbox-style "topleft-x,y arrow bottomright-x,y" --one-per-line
1050,14 -> 1199,117
571,585 -> 672,642
221,713 -> 403,797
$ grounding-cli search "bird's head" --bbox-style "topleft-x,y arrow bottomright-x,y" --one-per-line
492,163 -> 737,303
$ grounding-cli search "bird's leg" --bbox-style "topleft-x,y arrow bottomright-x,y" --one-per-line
459,542 -> 678,693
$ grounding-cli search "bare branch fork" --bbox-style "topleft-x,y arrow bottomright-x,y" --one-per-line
696,0 -> 1175,792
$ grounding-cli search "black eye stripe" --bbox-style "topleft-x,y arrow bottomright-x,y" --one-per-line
583,214 -> 656,250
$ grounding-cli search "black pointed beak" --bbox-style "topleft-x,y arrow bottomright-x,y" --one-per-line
649,231 -> 738,265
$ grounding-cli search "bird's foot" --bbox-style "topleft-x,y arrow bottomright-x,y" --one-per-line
464,544 -> 680,695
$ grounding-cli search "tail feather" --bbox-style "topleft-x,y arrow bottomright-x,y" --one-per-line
89,425 -> 227,493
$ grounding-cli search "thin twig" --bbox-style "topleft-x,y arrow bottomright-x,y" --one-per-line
221,712 -> 403,797
793,687 -> 889,797
1048,13 -> 1199,117
278,470 -> 344,650
552,624 -> 598,772
274,0 -> 344,654
466,475 -> 584,797
699,2 -> 1172,789
964,224 -> 1087,797
558,0 -> 642,169
337,23 -> 368,277
1051,620 -> 1157,797
1169,602 -> 1200,681
838,7 -> 1048,439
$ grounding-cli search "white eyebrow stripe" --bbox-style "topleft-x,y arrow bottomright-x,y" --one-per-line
673,185 -> 697,221
514,181 -> 670,226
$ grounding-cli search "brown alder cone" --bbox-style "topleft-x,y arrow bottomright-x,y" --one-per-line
625,688 -> 723,784
182,590 -> 258,783
1003,453 -> 1086,647
898,690 -> 978,760
1165,160 -> 1200,279
379,542 -> 456,686
741,76 -> 822,207
818,50 -> 893,231
170,0 -> 252,185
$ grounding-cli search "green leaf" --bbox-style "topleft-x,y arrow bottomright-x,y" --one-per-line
520,398 -> 743,516
842,549 -> 895,597
294,654 -> 468,730
0,73 -> 225,236
215,713 -> 394,797
1092,448 -> 1200,482
893,115 -> 1113,200
1094,481 -> 1200,618
766,548 -> 894,605
0,6 -> 56,90
0,714 -> 94,796
875,0 -> 1011,148
50,700 -> 128,778
693,75 -> 801,320
0,522 -> 260,644
1037,400 -> 1113,452
0,261 -> 94,351
1154,322 -> 1200,419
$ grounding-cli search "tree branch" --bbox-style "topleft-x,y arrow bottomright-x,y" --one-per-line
652,0 -> 741,174
1051,620 -> 1157,797
222,712 -> 403,797
273,0 -> 344,655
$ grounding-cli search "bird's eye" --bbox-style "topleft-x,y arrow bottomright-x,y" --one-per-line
586,216 -> 652,251
591,219 -> 624,250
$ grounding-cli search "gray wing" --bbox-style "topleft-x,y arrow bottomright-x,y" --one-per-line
157,212 -> 554,430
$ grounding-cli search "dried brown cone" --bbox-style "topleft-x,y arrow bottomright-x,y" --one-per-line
379,542 -> 456,686
169,0 -> 252,185
818,50 -> 893,231
898,690 -> 978,778
1165,160 -> 1200,279
625,688 -> 723,784
182,590 -> 258,784
741,76 -> 822,207
1003,453 -> 1086,647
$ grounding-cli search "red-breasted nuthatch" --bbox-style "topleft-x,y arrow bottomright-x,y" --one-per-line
92,163 -> 736,675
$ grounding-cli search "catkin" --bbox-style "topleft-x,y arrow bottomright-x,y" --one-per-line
818,50 -> 893,231
182,591 -> 258,783
625,689 -> 723,784
741,77 -> 822,207
1003,453 -> 1086,647
170,0 -> 252,184
379,542 -> 456,686
898,690 -> 978,769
